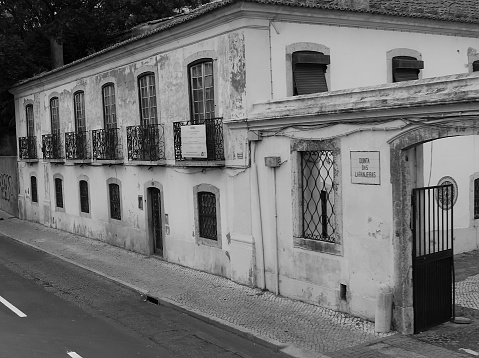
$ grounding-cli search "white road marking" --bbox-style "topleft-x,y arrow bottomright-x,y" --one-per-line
459,348 -> 479,356
67,352 -> 83,358
0,295 -> 27,317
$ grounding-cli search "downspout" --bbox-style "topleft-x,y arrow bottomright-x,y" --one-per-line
251,141 -> 266,289
273,166 -> 280,295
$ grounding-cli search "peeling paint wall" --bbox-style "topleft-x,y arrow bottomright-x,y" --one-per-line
0,157 -> 18,216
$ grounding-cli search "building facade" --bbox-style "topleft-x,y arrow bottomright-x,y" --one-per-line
10,0 -> 479,333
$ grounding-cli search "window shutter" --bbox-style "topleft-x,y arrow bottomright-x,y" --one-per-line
393,68 -> 420,82
293,63 -> 328,95
392,56 -> 423,83
473,60 -> 479,72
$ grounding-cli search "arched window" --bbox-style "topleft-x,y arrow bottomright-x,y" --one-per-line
31,176 -> 37,203
193,184 -> 221,248
102,83 -> 117,130
108,183 -> 121,220
138,73 -> 157,126
79,180 -> 89,213
188,59 -> 215,122
54,177 -> 63,208
292,51 -> 330,95
50,97 -> 60,135
392,56 -> 424,82
73,91 -> 86,132
26,104 -> 34,137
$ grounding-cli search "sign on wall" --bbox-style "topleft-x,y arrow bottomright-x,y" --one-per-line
350,151 -> 380,185
181,125 -> 207,158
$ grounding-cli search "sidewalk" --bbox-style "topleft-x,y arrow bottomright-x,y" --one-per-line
0,210 -> 474,358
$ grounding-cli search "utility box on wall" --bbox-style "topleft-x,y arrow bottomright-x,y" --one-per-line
265,156 -> 281,167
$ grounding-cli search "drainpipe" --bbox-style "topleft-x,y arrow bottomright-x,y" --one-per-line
250,141 -> 266,289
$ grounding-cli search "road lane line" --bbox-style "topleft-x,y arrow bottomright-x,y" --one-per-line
459,348 -> 479,356
0,295 -> 26,317
67,352 -> 83,358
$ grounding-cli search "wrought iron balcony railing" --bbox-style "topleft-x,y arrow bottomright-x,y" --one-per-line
173,117 -> 225,161
18,136 -> 37,160
127,124 -> 165,161
92,127 -> 122,161
65,131 -> 90,160
42,133 -> 64,160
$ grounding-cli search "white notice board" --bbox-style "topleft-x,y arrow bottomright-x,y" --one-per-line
350,151 -> 380,185
181,125 -> 207,158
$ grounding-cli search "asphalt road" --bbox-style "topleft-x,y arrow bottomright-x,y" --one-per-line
0,235 -> 286,358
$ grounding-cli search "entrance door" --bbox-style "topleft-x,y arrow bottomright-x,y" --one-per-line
412,184 -> 454,333
150,188 -> 163,256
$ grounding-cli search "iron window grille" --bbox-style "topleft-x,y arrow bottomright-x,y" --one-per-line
109,183 -> 121,220
18,136 -> 37,159
42,133 -> 64,159
55,178 -> 63,208
301,150 -> 336,243
31,176 -> 37,203
292,51 -> 330,95
26,104 -> 34,137
102,84 -> 117,129
392,56 -> 423,82
65,131 -> 90,160
197,191 -> 217,240
92,127 -> 122,160
138,74 -> 157,126
173,117 -> 224,161
474,178 -> 479,219
126,124 -> 165,161
79,180 -> 89,213
189,60 -> 215,123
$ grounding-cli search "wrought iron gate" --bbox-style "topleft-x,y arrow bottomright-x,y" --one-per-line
412,184 -> 454,333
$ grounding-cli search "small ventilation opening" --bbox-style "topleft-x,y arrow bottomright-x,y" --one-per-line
146,296 -> 159,305
340,284 -> 347,301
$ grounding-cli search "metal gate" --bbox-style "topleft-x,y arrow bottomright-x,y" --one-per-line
412,184 -> 454,333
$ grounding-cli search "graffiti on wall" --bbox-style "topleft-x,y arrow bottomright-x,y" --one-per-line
0,173 -> 13,201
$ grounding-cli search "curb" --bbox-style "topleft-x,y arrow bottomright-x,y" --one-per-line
0,230 -> 318,358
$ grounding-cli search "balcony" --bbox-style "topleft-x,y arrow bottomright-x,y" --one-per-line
173,117 -> 225,166
127,124 -> 165,164
18,136 -> 37,161
65,131 -> 91,163
92,127 -> 123,163
42,134 -> 64,161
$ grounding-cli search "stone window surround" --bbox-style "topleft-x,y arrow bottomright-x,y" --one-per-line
285,43 -> 331,97
48,92 -> 61,134
53,173 -> 65,212
469,172 -> 479,227
23,99 -> 34,137
193,183 -> 222,249
106,177 -> 122,222
78,174 -> 91,218
468,51 -> 479,74
133,65 -> 161,124
184,50 -> 220,120
386,48 -> 423,84
291,139 -> 343,255
29,171 -> 38,205
100,80 -> 118,129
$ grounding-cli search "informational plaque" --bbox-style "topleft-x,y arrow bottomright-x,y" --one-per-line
181,125 -> 207,158
350,151 -> 380,185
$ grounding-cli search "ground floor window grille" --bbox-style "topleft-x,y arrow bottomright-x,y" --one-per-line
475,178 -> 479,219
109,183 -> 121,220
55,178 -> 63,208
301,150 -> 335,242
31,176 -> 37,203
79,180 -> 89,213
198,191 -> 217,240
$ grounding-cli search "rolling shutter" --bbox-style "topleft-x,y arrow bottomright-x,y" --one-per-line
292,51 -> 330,95
473,60 -> 479,72
392,56 -> 423,83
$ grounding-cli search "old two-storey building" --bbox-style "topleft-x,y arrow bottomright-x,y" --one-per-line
10,0 -> 479,334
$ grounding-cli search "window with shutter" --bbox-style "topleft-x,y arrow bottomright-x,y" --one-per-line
292,51 -> 330,95
473,60 -> 479,73
392,56 -> 423,82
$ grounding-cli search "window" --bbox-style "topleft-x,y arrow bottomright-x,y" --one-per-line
193,184 -> 221,248
79,180 -> 89,213
292,51 -> 330,95
31,176 -> 37,203
301,150 -> 335,242
138,74 -> 157,126
102,84 -> 117,130
473,60 -> 479,73
50,97 -> 60,135
55,177 -> 63,208
73,91 -> 86,132
26,104 -> 34,137
109,183 -> 121,220
392,56 -> 423,82
189,59 -> 214,122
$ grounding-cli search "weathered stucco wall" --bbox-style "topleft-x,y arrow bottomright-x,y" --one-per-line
0,156 -> 18,216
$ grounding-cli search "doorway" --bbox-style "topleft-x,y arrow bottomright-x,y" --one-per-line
148,187 -> 163,256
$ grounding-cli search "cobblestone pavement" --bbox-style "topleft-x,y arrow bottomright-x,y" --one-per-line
0,211 -> 392,358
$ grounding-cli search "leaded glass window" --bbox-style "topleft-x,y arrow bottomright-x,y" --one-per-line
198,191 -> 217,240
31,176 -> 37,203
301,150 -> 335,242
50,97 -> 60,135
79,180 -> 89,213
26,105 -> 34,137
55,178 -> 63,208
189,60 -> 214,123
109,183 -> 121,220
102,84 -> 117,130
74,91 -> 86,132
138,74 -> 157,126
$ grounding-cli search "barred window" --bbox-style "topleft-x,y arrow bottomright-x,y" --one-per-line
189,60 -> 214,122
109,183 -> 121,220
138,74 -> 157,126
198,191 -> 217,240
79,180 -> 89,213
26,104 -> 34,137
301,150 -> 335,242
102,84 -> 117,130
55,177 -> 63,208
50,97 -> 60,135
31,176 -> 37,203
74,91 -> 86,132
474,178 -> 479,219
